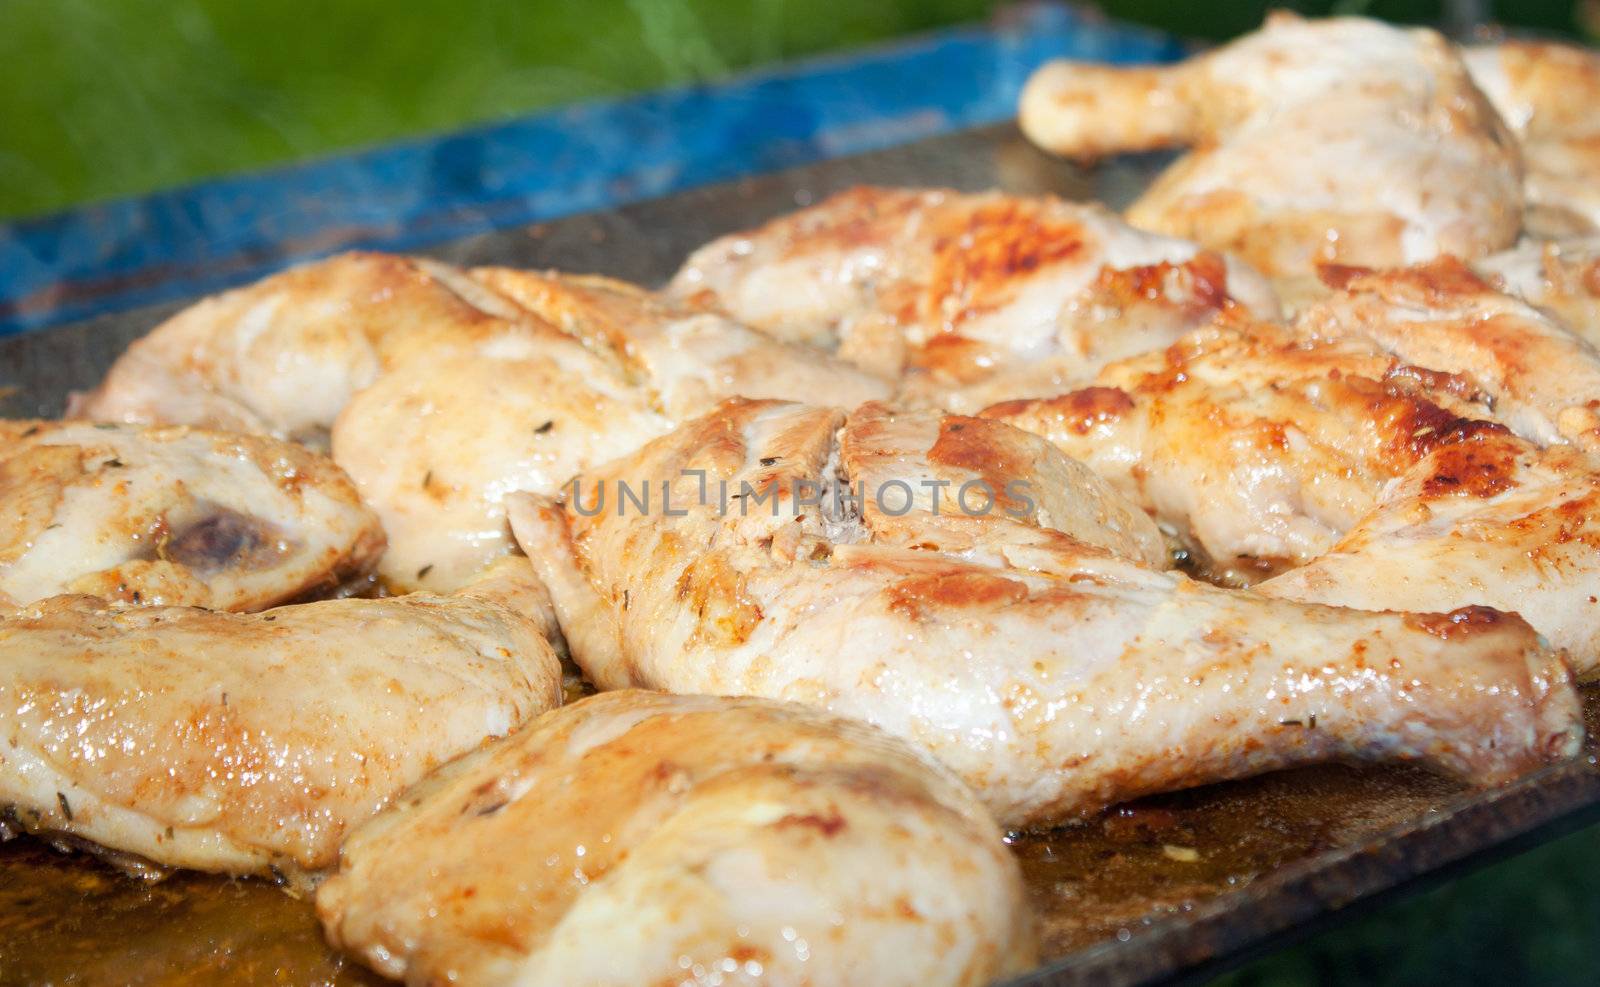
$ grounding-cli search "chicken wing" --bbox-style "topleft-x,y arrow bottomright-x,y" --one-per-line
512,399 -> 1580,826
317,690 -> 1034,987
1465,41 -> 1600,236
1020,14 -> 1523,284
669,186 -> 1279,411
0,558 -> 561,886
0,420 -> 382,611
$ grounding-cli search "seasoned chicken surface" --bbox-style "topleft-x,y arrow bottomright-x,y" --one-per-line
73,252 -> 537,447
0,420 -> 382,611
983,317 -> 1492,582
1465,42 -> 1600,235
1019,14 -> 1523,283
335,269 -> 885,592
76,253 -> 885,593
1476,236 -> 1600,347
513,399 -> 1580,826
669,186 -> 1279,411
1258,434 -> 1600,678
987,264 -> 1600,672
1305,260 -> 1600,450
318,690 -> 1034,987
0,559 -> 561,884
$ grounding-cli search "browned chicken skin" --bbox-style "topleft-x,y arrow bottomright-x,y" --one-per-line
0,559 -> 561,886
514,398 -> 1580,826
1020,14 -> 1523,284
670,186 -> 1279,411
988,262 -> 1600,673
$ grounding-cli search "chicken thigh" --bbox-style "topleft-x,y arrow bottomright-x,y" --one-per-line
0,420 -> 382,611
669,186 -> 1279,411
0,559 -> 561,885
1304,260 -> 1600,450
513,399 -> 1580,826
987,264 -> 1600,672
1019,14 -> 1523,285
1465,41 -> 1600,235
317,690 -> 1034,987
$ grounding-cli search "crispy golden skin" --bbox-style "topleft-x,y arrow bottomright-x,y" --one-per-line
988,262 -> 1600,673
318,690 -> 1035,987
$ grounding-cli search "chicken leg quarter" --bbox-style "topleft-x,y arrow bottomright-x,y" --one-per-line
513,399 -> 1580,826
1020,14 -> 1522,284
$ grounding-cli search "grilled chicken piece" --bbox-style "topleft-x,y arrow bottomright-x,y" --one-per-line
73,252 -> 535,448
512,399 -> 1580,826
1305,260 -> 1600,450
1465,42 -> 1600,236
1476,236 -> 1600,347
318,690 -> 1034,987
1259,435 -> 1600,678
987,265 -> 1600,672
1019,14 -> 1522,283
333,270 -> 885,593
76,253 -> 884,594
0,559 -> 561,886
669,186 -> 1279,411
471,269 -> 888,421
983,317 -> 1494,583
0,420 -> 382,611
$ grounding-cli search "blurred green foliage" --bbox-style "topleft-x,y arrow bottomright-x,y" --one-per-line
0,0 -> 989,220
2,0 -> 1592,220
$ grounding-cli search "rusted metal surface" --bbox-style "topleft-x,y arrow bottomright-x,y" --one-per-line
3,125 -> 1598,986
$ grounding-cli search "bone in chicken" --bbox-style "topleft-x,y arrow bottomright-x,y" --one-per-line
512,399 -> 1581,827
317,690 -> 1035,987
0,420 -> 382,611
986,265 -> 1600,673
77,254 -> 886,594
1019,14 -> 1523,284
0,558 -> 561,886
669,186 -> 1279,411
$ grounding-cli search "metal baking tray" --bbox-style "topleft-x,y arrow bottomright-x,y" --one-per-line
4,123 -> 1600,987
